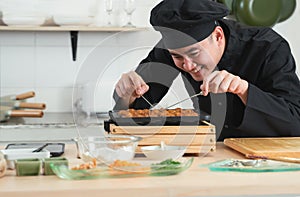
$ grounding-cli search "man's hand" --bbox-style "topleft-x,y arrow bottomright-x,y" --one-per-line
201,70 -> 249,104
115,71 -> 149,105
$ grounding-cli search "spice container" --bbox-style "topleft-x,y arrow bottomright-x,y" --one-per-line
44,157 -> 68,175
15,158 -> 41,176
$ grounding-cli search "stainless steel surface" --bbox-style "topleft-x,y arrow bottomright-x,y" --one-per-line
165,91 -> 203,109
0,112 -> 107,144
0,112 -> 105,129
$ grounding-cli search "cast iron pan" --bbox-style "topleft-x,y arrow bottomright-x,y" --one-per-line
233,0 -> 282,26
108,110 -> 207,126
278,0 -> 296,23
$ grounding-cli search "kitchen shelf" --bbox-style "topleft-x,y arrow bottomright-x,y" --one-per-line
0,25 -> 146,32
0,25 -> 147,61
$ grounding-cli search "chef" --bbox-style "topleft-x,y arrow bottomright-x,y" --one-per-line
113,0 -> 300,140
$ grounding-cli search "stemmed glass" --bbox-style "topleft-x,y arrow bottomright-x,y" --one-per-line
123,0 -> 136,27
105,0 -> 113,26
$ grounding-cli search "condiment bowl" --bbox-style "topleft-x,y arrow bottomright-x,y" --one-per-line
141,145 -> 186,160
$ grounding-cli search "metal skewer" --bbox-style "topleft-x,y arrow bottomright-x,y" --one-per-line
141,95 -> 155,109
165,91 -> 203,109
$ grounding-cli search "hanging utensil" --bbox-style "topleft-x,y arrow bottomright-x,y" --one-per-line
0,91 -> 35,102
0,106 -> 44,122
0,100 -> 46,110
165,91 -> 203,109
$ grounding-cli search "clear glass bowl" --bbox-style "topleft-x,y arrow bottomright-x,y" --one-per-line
74,135 -> 142,164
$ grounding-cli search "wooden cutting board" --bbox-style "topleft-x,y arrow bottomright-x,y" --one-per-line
224,137 -> 300,163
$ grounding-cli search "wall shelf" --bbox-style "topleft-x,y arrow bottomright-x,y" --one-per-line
0,25 -> 147,61
0,25 -> 146,32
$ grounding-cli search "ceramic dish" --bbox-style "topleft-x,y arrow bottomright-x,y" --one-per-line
201,159 -> 300,172
2,16 -> 46,26
50,157 -> 193,180
141,145 -> 186,160
53,16 -> 93,26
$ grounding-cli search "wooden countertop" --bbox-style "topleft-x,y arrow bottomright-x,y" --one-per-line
1,143 -> 300,197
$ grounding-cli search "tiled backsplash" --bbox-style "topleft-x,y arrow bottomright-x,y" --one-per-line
0,0 -> 299,113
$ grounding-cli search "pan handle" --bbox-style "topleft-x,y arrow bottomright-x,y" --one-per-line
18,102 -> 46,110
15,91 -> 35,100
9,110 -> 44,118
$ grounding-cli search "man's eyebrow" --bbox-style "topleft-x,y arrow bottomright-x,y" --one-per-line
185,47 -> 199,54
169,51 -> 181,56
169,47 -> 199,56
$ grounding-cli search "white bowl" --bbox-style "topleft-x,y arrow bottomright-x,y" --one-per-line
141,145 -> 186,160
2,15 -> 46,26
53,16 -> 93,26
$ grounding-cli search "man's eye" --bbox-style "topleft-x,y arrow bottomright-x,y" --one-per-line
190,52 -> 199,57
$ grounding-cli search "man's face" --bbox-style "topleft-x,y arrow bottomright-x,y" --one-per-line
168,28 -> 225,81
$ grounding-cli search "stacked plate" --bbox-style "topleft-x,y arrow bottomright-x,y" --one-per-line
0,0 -> 48,27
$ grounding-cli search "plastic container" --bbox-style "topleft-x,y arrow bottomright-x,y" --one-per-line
0,148 -> 50,169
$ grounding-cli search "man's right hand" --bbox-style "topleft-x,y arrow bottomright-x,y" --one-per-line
115,71 -> 149,105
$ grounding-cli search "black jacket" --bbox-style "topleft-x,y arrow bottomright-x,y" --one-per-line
114,19 -> 300,141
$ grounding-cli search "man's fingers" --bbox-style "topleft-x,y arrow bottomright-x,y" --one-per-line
228,76 -> 241,93
127,71 -> 148,95
202,71 -> 218,95
219,72 -> 234,93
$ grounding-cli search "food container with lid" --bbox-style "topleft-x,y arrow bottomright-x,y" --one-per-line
0,148 -> 50,169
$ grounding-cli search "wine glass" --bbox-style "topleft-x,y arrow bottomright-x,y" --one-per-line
105,0 -> 113,26
123,0 -> 136,27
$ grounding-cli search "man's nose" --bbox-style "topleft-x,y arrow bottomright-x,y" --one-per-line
182,57 -> 196,71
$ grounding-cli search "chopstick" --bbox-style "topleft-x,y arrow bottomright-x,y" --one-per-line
165,91 -> 203,109
141,95 -> 155,109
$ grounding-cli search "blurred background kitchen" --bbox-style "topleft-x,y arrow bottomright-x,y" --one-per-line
0,0 -> 299,141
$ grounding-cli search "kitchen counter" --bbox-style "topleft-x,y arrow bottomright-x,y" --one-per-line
1,143 -> 300,197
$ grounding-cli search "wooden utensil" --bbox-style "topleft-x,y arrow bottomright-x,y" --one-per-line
0,106 -> 43,122
0,100 -> 46,110
224,137 -> 300,163
0,91 -> 35,102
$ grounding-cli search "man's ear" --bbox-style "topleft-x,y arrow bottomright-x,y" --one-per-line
213,26 -> 224,42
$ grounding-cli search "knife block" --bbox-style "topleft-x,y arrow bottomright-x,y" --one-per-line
104,120 -> 216,155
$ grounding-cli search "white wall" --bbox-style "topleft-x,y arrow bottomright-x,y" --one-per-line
0,0 -> 299,114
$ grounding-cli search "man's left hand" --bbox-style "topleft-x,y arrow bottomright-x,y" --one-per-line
200,70 -> 249,104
